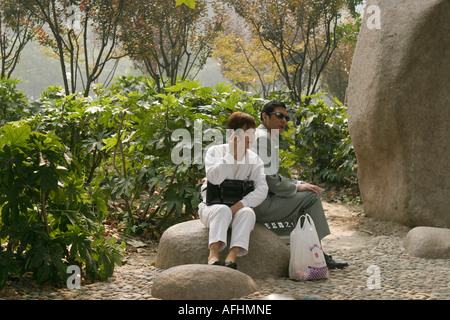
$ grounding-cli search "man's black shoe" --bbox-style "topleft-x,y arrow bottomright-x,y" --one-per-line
324,253 -> 349,269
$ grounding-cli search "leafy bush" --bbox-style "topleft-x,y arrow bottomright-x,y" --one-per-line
0,124 -> 124,288
294,95 -> 357,186
0,78 -> 29,126
0,75 -> 358,288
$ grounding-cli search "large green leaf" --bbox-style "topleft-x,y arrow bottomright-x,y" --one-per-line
1,124 -> 31,148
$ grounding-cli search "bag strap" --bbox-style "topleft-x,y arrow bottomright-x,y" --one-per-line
295,214 -> 306,229
298,214 -> 315,230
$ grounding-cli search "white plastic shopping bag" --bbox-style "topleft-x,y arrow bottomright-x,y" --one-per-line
289,214 -> 328,281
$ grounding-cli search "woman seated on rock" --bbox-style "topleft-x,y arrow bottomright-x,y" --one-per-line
198,112 -> 268,269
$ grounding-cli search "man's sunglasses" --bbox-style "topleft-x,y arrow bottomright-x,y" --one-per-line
269,112 -> 290,122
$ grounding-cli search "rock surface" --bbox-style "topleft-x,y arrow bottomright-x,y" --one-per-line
151,264 -> 259,300
404,227 -> 450,259
155,220 -> 290,279
346,0 -> 450,227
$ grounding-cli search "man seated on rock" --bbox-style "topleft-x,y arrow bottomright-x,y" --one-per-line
252,101 -> 348,269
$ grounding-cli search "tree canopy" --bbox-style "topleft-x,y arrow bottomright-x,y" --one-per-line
1,0 -> 363,99
118,0 -> 225,91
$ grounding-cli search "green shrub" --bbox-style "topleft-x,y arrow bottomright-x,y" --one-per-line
0,76 -> 359,288
294,95 -> 357,186
0,78 -> 29,125
0,124 -> 124,289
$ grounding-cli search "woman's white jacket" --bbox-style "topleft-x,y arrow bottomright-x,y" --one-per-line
199,143 -> 268,209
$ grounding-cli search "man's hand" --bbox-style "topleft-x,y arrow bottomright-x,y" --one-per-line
297,182 -> 323,195
230,201 -> 244,216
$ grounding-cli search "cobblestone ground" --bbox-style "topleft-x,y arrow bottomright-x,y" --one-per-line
1,202 -> 449,300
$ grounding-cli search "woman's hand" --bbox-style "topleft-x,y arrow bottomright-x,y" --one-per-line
228,129 -> 246,161
230,201 -> 244,216
297,182 -> 323,195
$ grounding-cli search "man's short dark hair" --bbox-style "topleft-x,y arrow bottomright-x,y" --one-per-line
260,101 -> 287,122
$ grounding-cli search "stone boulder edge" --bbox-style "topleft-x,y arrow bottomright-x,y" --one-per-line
404,227 -> 450,259
346,0 -> 450,227
151,264 -> 259,300
155,220 -> 290,279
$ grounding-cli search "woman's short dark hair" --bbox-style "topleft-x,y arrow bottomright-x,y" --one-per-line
228,112 -> 256,130
260,101 -> 287,121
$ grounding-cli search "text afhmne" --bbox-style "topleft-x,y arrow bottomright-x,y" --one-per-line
222,304 -> 271,315
178,304 -> 272,317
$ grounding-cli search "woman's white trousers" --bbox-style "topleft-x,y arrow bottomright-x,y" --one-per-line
199,203 -> 256,257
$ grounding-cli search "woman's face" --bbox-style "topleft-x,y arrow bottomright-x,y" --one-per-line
238,125 -> 255,150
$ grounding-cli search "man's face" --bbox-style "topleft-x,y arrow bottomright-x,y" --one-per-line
262,107 -> 288,133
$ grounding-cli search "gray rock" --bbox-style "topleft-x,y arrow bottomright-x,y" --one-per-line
151,264 -> 259,300
404,227 -> 450,259
347,0 -> 450,227
155,220 -> 290,279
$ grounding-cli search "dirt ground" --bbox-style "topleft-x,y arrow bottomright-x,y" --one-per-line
0,199 -> 415,300
321,201 -> 411,252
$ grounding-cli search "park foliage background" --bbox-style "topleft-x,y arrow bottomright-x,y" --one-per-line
0,0 -> 363,288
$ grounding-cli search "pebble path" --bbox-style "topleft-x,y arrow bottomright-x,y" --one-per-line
1,204 -> 449,300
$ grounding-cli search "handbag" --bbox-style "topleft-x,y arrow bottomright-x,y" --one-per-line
206,179 -> 254,206
289,214 -> 328,281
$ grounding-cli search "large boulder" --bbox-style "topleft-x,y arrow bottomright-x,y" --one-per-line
347,0 -> 450,227
404,227 -> 450,259
151,264 -> 259,300
155,220 -> 290,279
